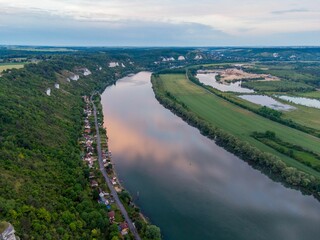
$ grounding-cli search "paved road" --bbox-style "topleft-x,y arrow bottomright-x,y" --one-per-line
91,94 -> 142,240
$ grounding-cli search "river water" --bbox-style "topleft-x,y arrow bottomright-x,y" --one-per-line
101,72 -> 320,240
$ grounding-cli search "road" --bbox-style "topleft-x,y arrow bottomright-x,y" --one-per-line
91,94 -> 142,240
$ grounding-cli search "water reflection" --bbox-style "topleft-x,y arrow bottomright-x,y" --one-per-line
239,95 -> 295,111
101,72 -> 320,240
278,95 -> 320,109
196,73 -> 254,93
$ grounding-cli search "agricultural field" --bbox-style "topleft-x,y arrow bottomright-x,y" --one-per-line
241,80 -> 315,92
0,63 -> 25,72
245,62 -> 320,85
193,62 -> 320,134
157,73 -> 320,178
279,100 -> 320,131
294,91 -> 320,99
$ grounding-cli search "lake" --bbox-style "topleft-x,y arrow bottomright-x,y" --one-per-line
196,73 -> 254,93
239,95 -> 296,111
101,72 -> 320,240
278,96 -> 320,109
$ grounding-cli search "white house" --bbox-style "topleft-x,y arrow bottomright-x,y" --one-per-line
109,62 -> 119,68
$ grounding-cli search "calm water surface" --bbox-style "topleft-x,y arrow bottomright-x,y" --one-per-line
278,96 -> 320,109
197,73 -> 254,93
101,72 -> 320,240
239,95 -> 295,111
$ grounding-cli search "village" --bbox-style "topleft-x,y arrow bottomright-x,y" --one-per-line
81,95 -> 132,238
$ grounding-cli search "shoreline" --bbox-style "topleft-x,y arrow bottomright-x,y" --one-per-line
88,73 -> 159,238
97,76 -> 151,224
151,73 -> 320,202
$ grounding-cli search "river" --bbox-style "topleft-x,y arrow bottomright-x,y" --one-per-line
101,72 -> 320,240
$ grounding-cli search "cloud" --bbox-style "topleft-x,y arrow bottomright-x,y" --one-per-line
0,0 -> 319,46
271,8 -> 310,15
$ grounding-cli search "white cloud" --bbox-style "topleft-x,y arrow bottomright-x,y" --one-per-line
0,0 -> 319,45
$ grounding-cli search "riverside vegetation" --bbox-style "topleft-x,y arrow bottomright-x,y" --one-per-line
151,72 -> 320,201
1,46 -> 320,239
0,52 -> 157,239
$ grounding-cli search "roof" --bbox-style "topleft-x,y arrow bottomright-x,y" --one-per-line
108,211 -> 115,218
0,221 -> 10,234
120,222 -> 129,229
90,180 -> 98,186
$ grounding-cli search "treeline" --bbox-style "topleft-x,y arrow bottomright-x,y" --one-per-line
0,53 -> 138,239
151,74 -> 320,201
186,69 -> 320,138
252,131 -> 320,172
241,80 -> 315,92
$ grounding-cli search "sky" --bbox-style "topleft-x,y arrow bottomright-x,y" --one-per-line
0,0 -> 319,46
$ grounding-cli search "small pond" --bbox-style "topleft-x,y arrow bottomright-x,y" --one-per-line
239,95 -> 296,111
277,96 -> 320,109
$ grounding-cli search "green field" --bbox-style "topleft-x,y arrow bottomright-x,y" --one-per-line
248,62 -> 320,85
294,91 -> 320,99
158,74 -> 320,178
280,101 -> 320,131
241,80 -> 315,92
0,63 -> 25,72
235,93 -> 320,133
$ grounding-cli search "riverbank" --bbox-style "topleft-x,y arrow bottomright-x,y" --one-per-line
151,73 -> 320,201
87,87 -> 161,239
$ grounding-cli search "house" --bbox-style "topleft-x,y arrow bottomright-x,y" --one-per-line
109,62 -> 119,68
112,177 -> 117,185
90,180 -> 98,187
0,222 -> 17,240
178,56 -> 185,61
119,222 -> 129,235
54,83 -> 60,89
108,211 -> 115,222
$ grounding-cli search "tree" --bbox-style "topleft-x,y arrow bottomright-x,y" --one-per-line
119,190 -> 131,204
145,225 -> 161,240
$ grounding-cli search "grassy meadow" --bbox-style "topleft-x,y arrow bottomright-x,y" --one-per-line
0,63 -> 25,72
157,73 -> 320,178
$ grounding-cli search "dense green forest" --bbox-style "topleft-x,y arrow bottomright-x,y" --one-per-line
1,46 -> 320,239
0,53 -> 138,239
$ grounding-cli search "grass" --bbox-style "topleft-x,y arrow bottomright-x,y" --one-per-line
254,136 -> 320,171
250,62 -> 319,84
295,91 -> 320,99
0,63 -> 25,72
0,221 -> 9,233
158,73 -> 320,178
241,80 -> 314,92
281,102 -> 320,131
